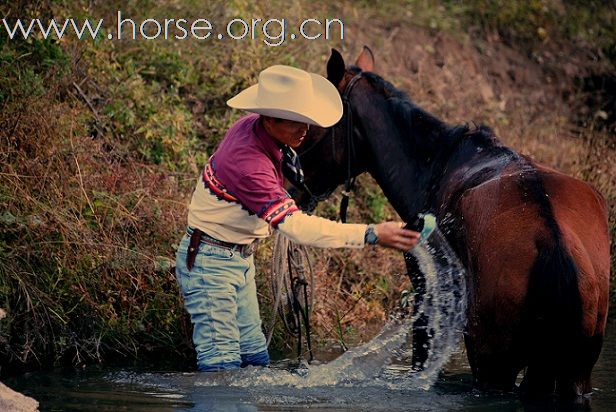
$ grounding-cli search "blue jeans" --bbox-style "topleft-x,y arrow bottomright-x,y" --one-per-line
175,231 -> 269,371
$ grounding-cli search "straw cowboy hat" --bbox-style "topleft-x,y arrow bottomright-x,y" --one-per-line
227,65 -> 343,127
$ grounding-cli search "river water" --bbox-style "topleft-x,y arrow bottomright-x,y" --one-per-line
6,229 -> 616,411
6,329 -> 616,412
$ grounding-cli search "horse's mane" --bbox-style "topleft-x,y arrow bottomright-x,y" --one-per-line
360,70 -> 525,208
361,71 -> 505,157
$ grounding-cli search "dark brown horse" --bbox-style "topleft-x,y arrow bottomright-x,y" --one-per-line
293,47 -> 610,399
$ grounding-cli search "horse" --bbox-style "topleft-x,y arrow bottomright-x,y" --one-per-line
293,47 -> 610,399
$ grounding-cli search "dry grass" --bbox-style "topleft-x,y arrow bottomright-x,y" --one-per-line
0,0 -> 613,373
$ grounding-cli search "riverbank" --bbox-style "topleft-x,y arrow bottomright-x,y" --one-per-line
1,0 -> 613,375
0,382 -> 38,412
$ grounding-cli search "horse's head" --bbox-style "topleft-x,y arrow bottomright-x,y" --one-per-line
292,47 -> 376,212
293,47 -> 466,221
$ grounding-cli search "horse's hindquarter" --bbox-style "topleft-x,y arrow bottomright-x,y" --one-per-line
457,163 -> 610,320
456,170 -> 542,346
455,161 -> 610,391
534,164 -> 610,336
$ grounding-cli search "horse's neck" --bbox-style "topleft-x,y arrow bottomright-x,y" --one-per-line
362,103 -> 518,222
362,105 -> 451,220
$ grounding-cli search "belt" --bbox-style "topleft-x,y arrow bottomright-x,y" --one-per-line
186,227 -> 258,270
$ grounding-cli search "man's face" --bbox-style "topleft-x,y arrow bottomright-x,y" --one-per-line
263,117 -> 310,148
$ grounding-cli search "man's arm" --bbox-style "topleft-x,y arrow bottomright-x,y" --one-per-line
231,172 -> 419,251
277,212 -> 366,248
277,212 -> 420,251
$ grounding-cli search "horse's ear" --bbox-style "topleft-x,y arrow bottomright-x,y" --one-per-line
327,48 -> 345,87
355,45 -> 374,72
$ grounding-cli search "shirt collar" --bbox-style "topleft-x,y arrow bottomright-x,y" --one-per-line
253,115 -> 284,163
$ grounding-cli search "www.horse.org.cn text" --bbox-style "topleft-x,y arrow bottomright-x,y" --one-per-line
1,11 -> 345,46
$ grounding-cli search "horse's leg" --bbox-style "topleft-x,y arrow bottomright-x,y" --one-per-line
405,254 -> 431,370
557,330 -> 603,399
519,366 -> 556,399
464,327 -> 524,392
521,308 -> 604,400
520,342 -> 599,400
522,339 -> 597,400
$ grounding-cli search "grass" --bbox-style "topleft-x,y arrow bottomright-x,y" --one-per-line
0,0 -> 613,374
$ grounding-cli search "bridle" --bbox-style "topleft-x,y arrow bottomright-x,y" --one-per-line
297,72 -> 364,222
269,73 -> 362,364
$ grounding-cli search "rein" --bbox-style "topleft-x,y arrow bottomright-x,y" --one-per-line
266,75 -> 363,362
338,72 -> 363,223
267,232 -> 315,363
297,72 -> 364,222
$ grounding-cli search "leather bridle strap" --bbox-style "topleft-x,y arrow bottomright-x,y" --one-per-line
339,72 -> 363,223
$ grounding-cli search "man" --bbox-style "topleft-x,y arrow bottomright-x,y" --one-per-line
175,65 -> 420,372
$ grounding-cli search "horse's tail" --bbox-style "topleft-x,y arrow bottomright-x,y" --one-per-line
524,236 -> 586,397
519,162 -> 602,398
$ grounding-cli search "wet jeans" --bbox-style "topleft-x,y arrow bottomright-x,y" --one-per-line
175,231 -> 269,371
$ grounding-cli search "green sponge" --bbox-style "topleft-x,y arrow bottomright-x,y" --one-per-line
419,213 -> 437,243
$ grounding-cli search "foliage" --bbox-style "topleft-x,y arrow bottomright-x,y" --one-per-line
0,0 -> 613,375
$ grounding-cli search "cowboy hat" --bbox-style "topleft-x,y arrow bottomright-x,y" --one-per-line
227,65 -> 343,127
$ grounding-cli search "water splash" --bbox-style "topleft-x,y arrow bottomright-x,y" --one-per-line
381,226 -> 468,389
107,225 -> 467,395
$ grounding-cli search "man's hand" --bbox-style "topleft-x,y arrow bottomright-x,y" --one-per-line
374,222 -> 420,252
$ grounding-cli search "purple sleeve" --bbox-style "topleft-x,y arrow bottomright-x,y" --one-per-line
232,171 -> 300,227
